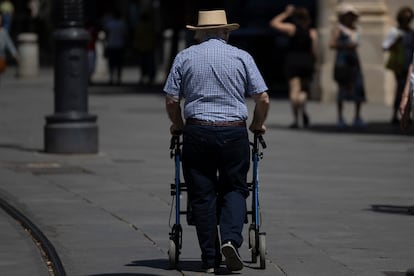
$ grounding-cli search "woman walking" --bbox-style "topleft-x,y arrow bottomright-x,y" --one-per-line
270,5 -> 318,128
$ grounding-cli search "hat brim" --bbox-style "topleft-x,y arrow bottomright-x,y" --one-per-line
186,23 -> 240,31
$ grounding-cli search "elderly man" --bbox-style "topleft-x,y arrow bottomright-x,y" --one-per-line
163,10 -> 269,273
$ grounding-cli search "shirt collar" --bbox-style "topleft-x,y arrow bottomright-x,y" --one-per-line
202,37 -> 227,44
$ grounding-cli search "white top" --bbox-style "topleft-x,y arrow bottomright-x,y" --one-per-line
382,27 -> 403,50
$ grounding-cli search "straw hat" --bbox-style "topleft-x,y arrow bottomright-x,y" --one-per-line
186,10 -> 240,31
337,3 -> 359,16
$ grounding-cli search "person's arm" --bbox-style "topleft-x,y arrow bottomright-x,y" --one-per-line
269,5 -> 296,36
329,26 -> 340,49
165,95 -> 184,135
399,63 -> 412,129
310,28 -> 318,60
249,91 -> 270,134
4,31 -> 18,61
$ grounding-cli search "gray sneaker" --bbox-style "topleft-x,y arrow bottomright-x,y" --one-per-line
221,241 -> 243,271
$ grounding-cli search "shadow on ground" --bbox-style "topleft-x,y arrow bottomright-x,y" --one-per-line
370,204 -> 414,216
382,271 -> 407,276
89,274 -> 161,276
125,259 -> 170,270
0,143 -> 40,153
126,259 -> 238,275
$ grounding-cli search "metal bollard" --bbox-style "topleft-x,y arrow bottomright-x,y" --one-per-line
17,33 -> 39,77
44,0 -> 98,153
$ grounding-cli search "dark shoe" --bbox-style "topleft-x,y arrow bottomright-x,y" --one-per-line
221,241 -> 243,271
303,113 -> 310,128
337,118 -> 347,129
353,118 -> 365,128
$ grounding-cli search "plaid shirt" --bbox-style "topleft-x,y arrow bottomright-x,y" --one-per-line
163,38 -> 268,122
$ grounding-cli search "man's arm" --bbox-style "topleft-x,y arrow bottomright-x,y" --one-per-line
165,96 -> 184,135
249,91 -> 270,134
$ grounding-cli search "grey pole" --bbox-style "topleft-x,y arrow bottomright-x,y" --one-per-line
44,0 -> 98,153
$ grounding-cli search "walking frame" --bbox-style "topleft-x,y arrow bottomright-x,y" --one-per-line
168,133 -> 267,269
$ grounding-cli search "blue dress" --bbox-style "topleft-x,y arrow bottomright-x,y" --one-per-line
333,25 -> 366,103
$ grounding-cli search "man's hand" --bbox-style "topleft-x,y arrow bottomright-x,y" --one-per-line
249,123 -> 266,135
170,124 -> 183,136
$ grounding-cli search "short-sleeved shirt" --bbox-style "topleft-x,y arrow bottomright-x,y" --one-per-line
163,38 -> 268,122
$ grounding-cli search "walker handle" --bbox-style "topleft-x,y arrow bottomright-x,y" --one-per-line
254,133 -> 267,149
258,135 -> 267,149
170,136 -> 179,150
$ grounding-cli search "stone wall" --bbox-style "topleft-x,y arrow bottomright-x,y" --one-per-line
316,0 -> 413,105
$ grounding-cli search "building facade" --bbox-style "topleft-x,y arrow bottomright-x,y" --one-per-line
8,0 -> 413,104
317,0 -> 413,105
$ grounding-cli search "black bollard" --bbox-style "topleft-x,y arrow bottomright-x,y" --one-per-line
407,268 -> 414,276
44,0 -> 98,153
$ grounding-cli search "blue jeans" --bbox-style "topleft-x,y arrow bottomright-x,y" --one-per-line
182,124 -> 250,266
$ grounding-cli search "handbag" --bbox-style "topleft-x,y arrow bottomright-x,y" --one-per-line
385,40 -> 404,75
0,58 -> 6,73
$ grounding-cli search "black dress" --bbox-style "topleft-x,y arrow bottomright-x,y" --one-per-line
284,25 -> 315,80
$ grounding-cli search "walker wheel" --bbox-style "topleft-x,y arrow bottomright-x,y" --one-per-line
259,233 -> 266,269
168,239 -> 178,269
249,227 -> 257,263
